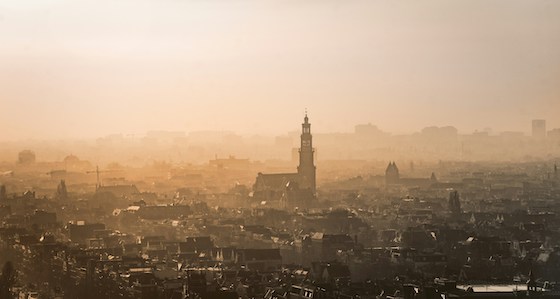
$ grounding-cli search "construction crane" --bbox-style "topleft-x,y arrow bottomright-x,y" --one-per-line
86,165 -> 115,190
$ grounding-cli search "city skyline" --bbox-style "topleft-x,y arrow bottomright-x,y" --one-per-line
1,1 -> 560,297
0,116 -> 556,142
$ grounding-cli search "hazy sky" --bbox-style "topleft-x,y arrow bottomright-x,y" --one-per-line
1,0 -> 559,140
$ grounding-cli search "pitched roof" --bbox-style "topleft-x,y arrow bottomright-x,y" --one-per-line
179,236 -> 214,253
256,173 -> 300,190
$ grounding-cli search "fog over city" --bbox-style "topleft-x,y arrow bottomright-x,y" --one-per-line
2,0 -> 560,140
1,1 -> 560,299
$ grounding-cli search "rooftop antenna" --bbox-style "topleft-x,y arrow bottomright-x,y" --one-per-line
86,165 -> 102,191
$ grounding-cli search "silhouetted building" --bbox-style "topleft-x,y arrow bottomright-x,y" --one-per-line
385,161 -> 400,185
96,184 -> 139,198
235,248 -> 282,270
67,222 -> 105,244
18,150 -> 36,164
298,114 -> 317,193
253,114 -> 316,206
63,154 -> 93,171
355,123 -> 384,136
448,190 -> 461,215
27,210 -> 57,227
57,180 -> 68,200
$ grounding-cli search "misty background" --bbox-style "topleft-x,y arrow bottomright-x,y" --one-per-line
1,0 -> 560,141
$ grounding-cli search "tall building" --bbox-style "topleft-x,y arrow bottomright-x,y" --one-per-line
448,190 -> 461,215
253,114 -> 316,206
385,162 -> 400,185
297,114 -> 316,194
532,119 -> 546,139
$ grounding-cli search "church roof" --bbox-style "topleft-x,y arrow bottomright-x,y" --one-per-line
256,173 -> 300,189
386,161 -> 399,172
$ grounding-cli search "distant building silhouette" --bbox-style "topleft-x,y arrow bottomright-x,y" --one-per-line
383,162 -> 438,188
532,119 -> 546,139
18,150 -> 36,164
448,190 -> 461,215
354,123 -> 383,136
57,180 -> 68,200
297,113 -> 316,193
96,184 -> 139,199
63,154 -> 92,171
253,114 -> 316,206
385,162 -> 400,185
430,172 -> 437,181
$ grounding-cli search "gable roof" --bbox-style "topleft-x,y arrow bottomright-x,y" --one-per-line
255,173 -> 300,190
179,236 -> 214,253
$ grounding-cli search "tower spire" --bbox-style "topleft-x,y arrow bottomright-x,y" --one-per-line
298,112 -> 316,194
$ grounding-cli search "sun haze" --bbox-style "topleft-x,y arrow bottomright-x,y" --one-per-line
1,0 -> 559,140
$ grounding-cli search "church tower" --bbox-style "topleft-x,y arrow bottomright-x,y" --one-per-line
297,113 -> 316,194
385,162 -> 400,185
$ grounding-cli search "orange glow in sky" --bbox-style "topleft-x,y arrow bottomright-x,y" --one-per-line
1,0 -> 559,140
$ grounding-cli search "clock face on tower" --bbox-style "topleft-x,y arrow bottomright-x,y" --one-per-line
302,140 -> 310,147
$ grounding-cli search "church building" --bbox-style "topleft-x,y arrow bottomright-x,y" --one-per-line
253,114 -> 316,207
